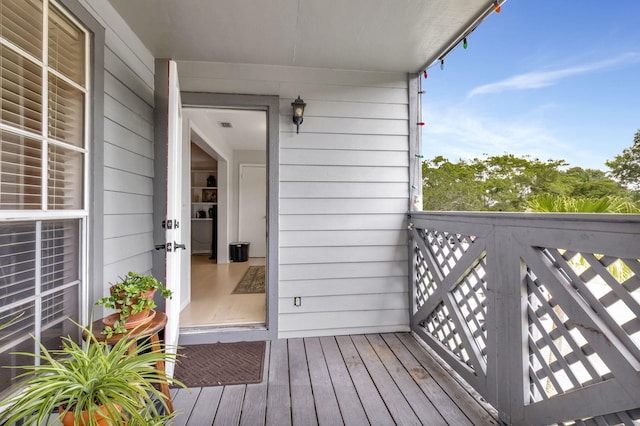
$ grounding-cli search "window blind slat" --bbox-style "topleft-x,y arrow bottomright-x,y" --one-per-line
48,4 -> 84,86
0,129 -> 42,210
0,0 -> 43,58
0,45 -> 43,133
48,74 -> 83,147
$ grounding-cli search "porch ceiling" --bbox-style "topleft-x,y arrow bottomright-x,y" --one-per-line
106,0 -> 499,73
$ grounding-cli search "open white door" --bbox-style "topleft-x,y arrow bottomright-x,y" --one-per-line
163,60 -> 182,377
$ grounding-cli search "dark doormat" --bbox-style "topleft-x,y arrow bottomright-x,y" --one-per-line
232,265 -> 266,294
172,341 -> 266,387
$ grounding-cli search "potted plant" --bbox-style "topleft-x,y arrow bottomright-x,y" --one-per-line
0,322 -> 183,425
96,272 -> 172,337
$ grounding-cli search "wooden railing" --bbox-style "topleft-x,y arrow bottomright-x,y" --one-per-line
408,212 -> 640,425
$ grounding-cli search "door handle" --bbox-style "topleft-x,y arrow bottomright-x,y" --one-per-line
155,243 -> 173,252
174,242 -> 186,250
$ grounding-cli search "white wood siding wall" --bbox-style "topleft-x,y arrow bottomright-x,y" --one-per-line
77,1 -> 156,290
178,62 -> 410,338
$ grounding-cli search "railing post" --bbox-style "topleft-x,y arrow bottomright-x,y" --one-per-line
491,225 -> 528,424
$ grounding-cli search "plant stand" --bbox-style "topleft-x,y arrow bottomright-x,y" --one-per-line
84,311 -> 174,414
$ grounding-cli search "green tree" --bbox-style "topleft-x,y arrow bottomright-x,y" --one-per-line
606,129 -> 640,191
564,167 -> 628,199
481,154 -> 568,211
422,154 -> 569,211
421,156 -> 485,210
422,153 -> 634,212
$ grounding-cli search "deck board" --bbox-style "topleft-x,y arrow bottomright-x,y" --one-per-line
214,385 -> 245,425
367,334 -> 447,425
265,338 -> 292,426
351,334 -> 421,425
239,342 -> 270,426
319,336 -> 369,425
304,337 -> 344,425
172,333 -> 498,425
187,387 -> 222,425
381,333 -> 473,426
288,338 -> 318,425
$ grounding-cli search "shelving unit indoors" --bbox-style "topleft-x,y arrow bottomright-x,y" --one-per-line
191,169 -> 217,255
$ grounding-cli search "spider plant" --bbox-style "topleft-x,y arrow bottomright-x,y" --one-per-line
0,321 -> 184,425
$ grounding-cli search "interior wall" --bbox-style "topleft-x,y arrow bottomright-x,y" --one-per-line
178,61 -> 411,338
183,111 -> 232,264
231,150 -> 267,244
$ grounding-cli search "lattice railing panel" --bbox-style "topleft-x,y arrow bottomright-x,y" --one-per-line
420,302 -> 471,366
452,257 -> 488,361
415,242 -> 436,309
422,228 -> 477,276
559,408 -> 640,426
542,248 -> 640,360
410,213 -> 640,425
526,265 -> 612,402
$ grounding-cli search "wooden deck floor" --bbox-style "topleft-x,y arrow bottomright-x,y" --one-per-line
170,333 -> 499,425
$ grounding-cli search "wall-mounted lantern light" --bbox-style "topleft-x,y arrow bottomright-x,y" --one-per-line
291,95 -> 306,134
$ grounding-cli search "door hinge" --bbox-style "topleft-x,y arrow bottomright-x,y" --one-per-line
162,219 -> 180,229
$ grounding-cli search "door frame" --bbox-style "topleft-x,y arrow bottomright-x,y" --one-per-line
179,92 -> 279,344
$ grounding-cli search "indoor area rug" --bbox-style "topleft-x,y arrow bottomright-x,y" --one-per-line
232,265 -> 266,294
172,341 -> 266,387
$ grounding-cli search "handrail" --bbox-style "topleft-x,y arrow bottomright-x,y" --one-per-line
408,212 -> 640,425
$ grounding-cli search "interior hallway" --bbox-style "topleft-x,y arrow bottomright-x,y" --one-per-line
179,255 -> 266,328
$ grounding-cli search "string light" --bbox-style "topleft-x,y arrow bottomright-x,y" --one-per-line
417,122 -> 425,127
440,59 -> 444,70
463,38 -> 468,49
415,154 -> 424,158
423,70 -> 428,79
418,90 -> 426,95
494,1 -> 501,13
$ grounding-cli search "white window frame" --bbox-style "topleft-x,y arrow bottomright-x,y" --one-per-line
0,0 -> 91,359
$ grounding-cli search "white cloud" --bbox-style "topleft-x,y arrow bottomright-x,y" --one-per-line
468,53 -> 640,97
423,107 -> 572,164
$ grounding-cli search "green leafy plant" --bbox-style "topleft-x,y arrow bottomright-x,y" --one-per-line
96,272 -> 172,337
0,321 -> 184,425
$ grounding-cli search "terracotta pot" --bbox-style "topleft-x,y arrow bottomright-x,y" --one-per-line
108,287 -> 156,326
59,404 -> 122,426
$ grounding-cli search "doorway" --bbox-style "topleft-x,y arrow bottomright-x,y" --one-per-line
179,107 -> 268,332
178,93 -> 279,345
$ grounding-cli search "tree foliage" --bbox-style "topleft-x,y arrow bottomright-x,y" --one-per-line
422,153 -> 631,212
606,129 -> 640,191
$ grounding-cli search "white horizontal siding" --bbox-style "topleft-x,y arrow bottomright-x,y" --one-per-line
280,276 -> 407,297
280,182 -> 408,199
103,214 -> 153,239
280,213 -> 406,231
278,310 -> 410,338
281,198 -> 408,214
280,246 -> 407,264
280,262 -> 407,281
77,0 -> 156,286
280,230 -> 405,247
279,293 -> 408,314
281,165 -> 408,183
278,99 -> 409,120
180,61 -> 410,338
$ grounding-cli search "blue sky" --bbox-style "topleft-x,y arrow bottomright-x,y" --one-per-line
421,0 -> 640,170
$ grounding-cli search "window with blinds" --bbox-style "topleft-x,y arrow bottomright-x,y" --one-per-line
0,0 -> 88,395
